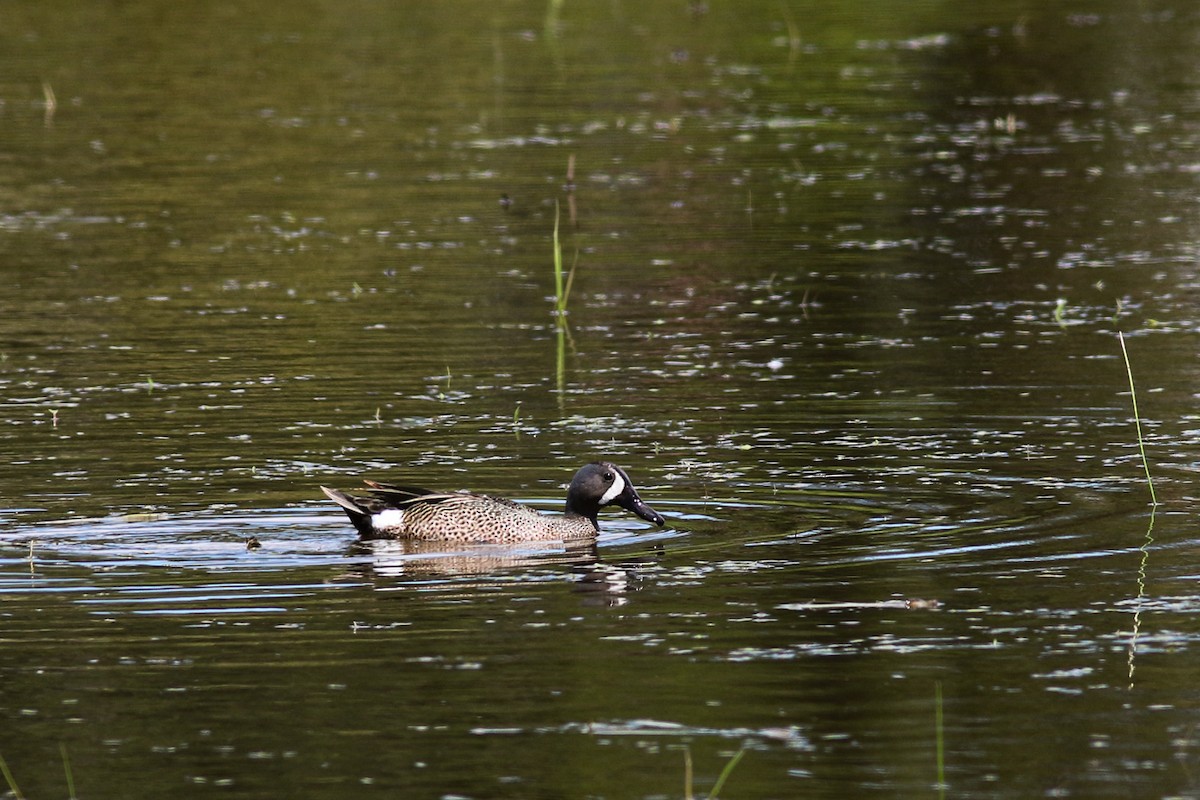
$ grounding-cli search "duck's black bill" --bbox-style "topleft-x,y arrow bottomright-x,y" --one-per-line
618,490 -> 666,527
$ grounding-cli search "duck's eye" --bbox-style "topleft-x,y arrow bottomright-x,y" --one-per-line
603,472 -> 614,482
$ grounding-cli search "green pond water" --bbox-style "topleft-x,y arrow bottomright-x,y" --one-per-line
3,0 -> 1200,797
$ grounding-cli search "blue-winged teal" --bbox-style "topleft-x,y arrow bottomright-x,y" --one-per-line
321,461 -> 665,543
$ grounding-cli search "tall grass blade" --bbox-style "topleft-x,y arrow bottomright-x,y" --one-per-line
552,200 -> 565,314
778,1 -> 801,70
0,751 -> 24,800
561,247 -> 577,312
61,743 -> 77,800
555,320 -> 566,398
544,0 -> 564,39
42,79 -> 57,127
1118,332 -> 1158,505
708,748 -> 745,798
935,681 -> 945,797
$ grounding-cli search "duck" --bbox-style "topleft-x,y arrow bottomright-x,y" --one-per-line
321,461 -> 665,543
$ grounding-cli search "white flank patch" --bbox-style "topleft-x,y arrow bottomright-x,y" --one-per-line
599,471 -> 626,505
372,509 -> 406,531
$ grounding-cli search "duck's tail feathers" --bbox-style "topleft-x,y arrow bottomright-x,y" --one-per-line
320,486 -> 375,536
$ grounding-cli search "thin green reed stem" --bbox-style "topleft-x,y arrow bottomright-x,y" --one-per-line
708,749 -> 745,798
552,200 -> 564,314
0,752 -> 24,800
935,681 -> 945,797
61,743 -> 76,800
1118,332 -> 1158,506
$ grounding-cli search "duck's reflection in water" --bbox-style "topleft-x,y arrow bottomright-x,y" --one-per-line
342,538 -> 644,606
569,561 -> 640,607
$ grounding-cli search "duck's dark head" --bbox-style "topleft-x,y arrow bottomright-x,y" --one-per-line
566,461 -> 665,527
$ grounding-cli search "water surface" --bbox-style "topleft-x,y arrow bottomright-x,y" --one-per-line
3,1 -> 1200,797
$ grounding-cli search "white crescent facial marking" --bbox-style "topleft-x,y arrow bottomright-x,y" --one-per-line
372,509 -> 406,531
599,471 -> 626,505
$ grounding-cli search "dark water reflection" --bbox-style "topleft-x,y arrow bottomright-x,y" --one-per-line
4,0 -> 1200,797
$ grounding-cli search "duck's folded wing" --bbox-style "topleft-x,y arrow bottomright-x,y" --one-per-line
362,479 -> 439,501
